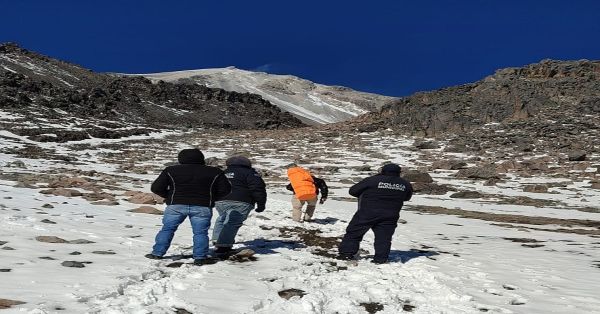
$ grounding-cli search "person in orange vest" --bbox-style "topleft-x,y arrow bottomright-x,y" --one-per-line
286,165 -> 328,222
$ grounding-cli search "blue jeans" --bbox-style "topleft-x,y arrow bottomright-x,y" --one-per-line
152,204 -> 212,259
212,201 -> 253,247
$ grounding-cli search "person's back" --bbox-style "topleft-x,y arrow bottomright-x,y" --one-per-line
349,171 -> 412,216
212,156 -> 267,257
286,166 -> 328,222
151,149 -> 230,206
147,148 -> 231,265
338,163 -> 412,264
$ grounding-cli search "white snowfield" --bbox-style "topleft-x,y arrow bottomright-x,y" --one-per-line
130,67 -> 396,125
1,129 -> 599,314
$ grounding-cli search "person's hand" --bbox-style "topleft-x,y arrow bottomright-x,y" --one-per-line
255,206 -> 265,213
319,197 -> 326,204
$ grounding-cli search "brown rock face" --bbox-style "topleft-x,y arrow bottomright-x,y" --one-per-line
351,59 -> 600,155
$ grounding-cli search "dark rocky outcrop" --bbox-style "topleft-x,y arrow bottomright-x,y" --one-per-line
0,43 -> 304,142
351,59 -> 600,154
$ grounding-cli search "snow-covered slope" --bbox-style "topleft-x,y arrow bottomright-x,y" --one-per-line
134,67 -> 396,125
1,126 -> 599,313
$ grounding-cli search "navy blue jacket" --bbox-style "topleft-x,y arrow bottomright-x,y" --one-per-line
349,173 -> 413,215
221,165 -> 267,210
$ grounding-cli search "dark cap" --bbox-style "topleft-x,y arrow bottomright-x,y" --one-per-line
381,163 -> 401,175
226,156 -> 252,167
178,149 -> 205,164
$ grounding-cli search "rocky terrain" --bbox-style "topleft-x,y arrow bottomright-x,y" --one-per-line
353,59 -> 600,157
135,67 -> 396,124
1,126 -> 599,313
0,43 -> 303,142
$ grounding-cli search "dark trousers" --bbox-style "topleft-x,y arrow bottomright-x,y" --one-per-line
338,211 -> 398,261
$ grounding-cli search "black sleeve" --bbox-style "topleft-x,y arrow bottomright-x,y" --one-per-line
213,172 -> 232,200
248,171 -> 267,209
286,183 -> 294,192
314,177 -> 328,199
150,169 -> 170,198
405,181 -> 413,201
348,177 -> 371,197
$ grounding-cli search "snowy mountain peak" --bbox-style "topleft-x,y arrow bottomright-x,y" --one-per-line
133,67 -> 397,125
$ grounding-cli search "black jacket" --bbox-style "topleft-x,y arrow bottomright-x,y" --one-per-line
151,150 -> 231,207
286,176 -> 329,199
221,165 -> 267,210
349,173 -> 412,214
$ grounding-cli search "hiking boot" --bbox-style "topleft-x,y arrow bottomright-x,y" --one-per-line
214,247 -> 234,259
371,259 -> 388,264
145,253 -> 163,260
336,254 -> 354,261
193,257 -> 219,266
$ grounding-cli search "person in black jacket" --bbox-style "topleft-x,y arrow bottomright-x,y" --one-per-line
146,148 -> 231,265
212,156 -> 267,257
286,170 -> 328,222
338,163 -> 413,264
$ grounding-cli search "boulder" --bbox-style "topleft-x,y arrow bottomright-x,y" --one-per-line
278,288 -> 306,300
129,206 -> 163,215
568,150 -> 587,161
0,298 -> 26,309
35,236 -> 68,243
523,185 -> 549,193
415,141 -> 439,149
401,170 -> 433,183
449,191 -> 484,199
432,160 -> 467,170
39,188 -> 82,197
127,192 -> 163,205
455,166 -> 498,180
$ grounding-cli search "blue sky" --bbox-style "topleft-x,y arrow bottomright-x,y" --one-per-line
1,0 -> 599,96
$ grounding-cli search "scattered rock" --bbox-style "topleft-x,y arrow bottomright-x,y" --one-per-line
40,219 -> 56,224
359,302 -> 384,313
432,159 -> 467,170
90,200 -> 119,206
228,249 -> 256,262
69,251 -> 81,255
568,150 -> 587,161
35,236 -> 68,243
0,298 -> 26,309
450,191 -> 484,199
402,304 -> 416,312
278,288 -> 306,300
455,166 -> 499,180
92,251 -> 116,255
38,256 -> 56,260
42,203 -> 54,208
68,239 -> 95,244
39,188 -> 82,197
401,170 -> 433,183
5,160 -> 26,168
1,247 -> 15,250
0,269 -> 10,272
523,185 -> 548,193
415,141 -> 439,149
61,261 -> 86,268
128,206 -> 163,215
0,241 -> 6,246
127,192 -> 163,205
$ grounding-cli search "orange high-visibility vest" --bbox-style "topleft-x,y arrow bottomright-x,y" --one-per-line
287,167 -> 317,201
